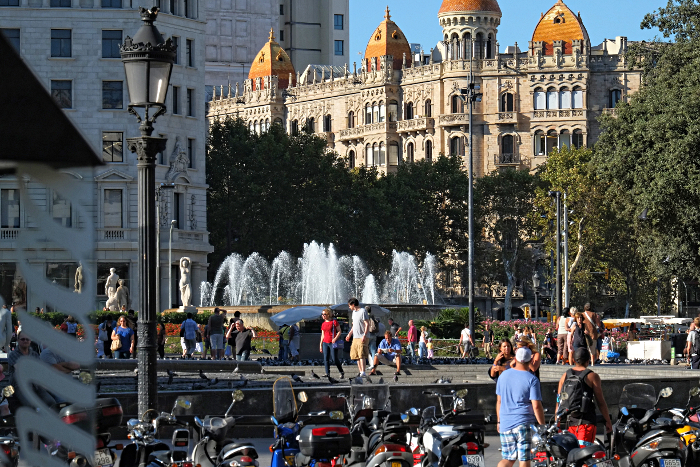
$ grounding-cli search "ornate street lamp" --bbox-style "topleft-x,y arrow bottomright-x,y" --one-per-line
120,7 -> 176,417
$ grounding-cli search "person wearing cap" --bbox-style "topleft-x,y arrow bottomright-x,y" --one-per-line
555,347 -> 612,446
511,336 -> 542,380
496,346 -> 545,467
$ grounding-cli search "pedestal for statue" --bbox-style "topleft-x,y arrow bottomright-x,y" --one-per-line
178,305 -> 197,314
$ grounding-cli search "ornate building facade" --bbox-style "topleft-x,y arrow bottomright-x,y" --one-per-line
208,0 -> 641,180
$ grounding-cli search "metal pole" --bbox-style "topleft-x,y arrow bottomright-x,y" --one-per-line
468,39 -> 474,334
563,193 -> 569,308
534,291 -> 539,320
555,192 -> 562,318
657,278 -> 661,317
156,189 -> 160,315
169,219 -> 175,310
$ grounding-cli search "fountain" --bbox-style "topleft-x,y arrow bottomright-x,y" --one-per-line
200,241 -> 438,306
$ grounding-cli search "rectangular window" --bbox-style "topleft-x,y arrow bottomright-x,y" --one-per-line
103,189 -> 122,228
172,36 -> 179,64
187,138 -> 194,168
51,0 -> 71,7
279,30 -> 284,41
1,189 -> 20,229
51,80 -> 72,109
1,29 -> 19,51
101,0 -> 121,7
169,0 -> 176,15
51,29 -> 71,57
183,0 -> 188,16
187,88 -> 194,116
102,81 -> 123,109
102,131 -> 123,163
174,192 -> 184,228
334,14 -> 343,30
186,39 -> 193,67
172,86 -> 180,114
334,40 -> 344,56
0,0 -> 20,6
279,3 -> 283,14
101,30 -> 122,58
52,191 -> 71,227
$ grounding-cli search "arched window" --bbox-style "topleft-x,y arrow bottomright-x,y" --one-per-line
348,111 -> 355,129
546,130 -> 558,155
559,87 -> 571,109
249,121 -> 254,132
265,119 -> 270,131
373,143 -> 380,166
406,102 -> 414,119
559,130 -> 570,149
366,144 -> 373,166
502,134 -> 514,155
486,33 -> 493,59
610,89 -> 622,108
291,120 -> 299,135
306,117 -> 315,133
365,104 -> 372,124
463,32 -> 472,59
379,142 -> 386,166
425,140 -> 433,162
572,129 -> 584,149
451,95 -> 464,114
274,117 -> 283,126
534,88 -> 545,110
349,150 -> 355,169
388,100 -> 399,122
379,101 -> 386,122
425,99 -> 432,118
389,142 -> 400,166
501,93 -> 514,112
534,130 -> 545,156
407,142 -> 414,163
323,115 -> 332,132
547,87 -> 558,110
255,120 -> 260,134
450,136 -> 463,156
373,102 -> 379,124
572,86 -> 583,109
474,33 -> 484,60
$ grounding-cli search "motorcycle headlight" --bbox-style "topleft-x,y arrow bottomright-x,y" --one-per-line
531,431 -> 543,446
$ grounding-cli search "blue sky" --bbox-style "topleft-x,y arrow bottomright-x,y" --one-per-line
348,0 -> 667,62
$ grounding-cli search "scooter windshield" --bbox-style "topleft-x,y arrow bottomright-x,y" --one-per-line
350,383 -> 390,420
618,383 -> 657,410
273,377 -> 298,424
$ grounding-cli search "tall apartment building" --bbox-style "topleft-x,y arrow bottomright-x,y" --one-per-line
0,1 -> 213,312
205,0 -> 349,98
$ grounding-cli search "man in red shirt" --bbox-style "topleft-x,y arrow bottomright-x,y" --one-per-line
406,320 -> 418,360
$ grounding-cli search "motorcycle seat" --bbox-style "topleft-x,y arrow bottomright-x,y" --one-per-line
453,425 -> 484,431
566,445 -> 604,464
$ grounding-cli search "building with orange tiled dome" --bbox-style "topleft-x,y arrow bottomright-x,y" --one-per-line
438,0 -> 501,15
532,0 -> 589,56
248,29 -> 296,90
364,7 -> 412,72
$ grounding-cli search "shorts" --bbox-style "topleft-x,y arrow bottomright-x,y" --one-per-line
567,423 -> 596,446
210,334 -> 224,350
376,353 -> 398,367
350,338 -> 369,360
184,338 -> 196,354
585,335 -> 596,353
557,334 -> 569,357
499,424 -> 533,461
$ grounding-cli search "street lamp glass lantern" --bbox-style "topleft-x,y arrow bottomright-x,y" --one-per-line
533,272 -> 540,289
120,7 -> 176,111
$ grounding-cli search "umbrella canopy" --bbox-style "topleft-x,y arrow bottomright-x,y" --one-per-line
330,303 -> 391,316
270,306 -> 326,327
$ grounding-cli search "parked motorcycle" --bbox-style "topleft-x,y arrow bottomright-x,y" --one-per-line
191,389 -> 259,467
610,383 -> 687,467
117,397 -> 192,467
531,411 -> 610,467
0,386 -> 19,467
412,389 -> 490,467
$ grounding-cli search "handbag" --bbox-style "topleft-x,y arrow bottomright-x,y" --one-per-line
331,320 -> 344,349
110,338 -> 122,352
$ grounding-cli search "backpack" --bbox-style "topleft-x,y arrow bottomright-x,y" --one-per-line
367,317 -> 378,334
692,330 -> 700,356
556,368 -> 594,420
98,323 -> 109,342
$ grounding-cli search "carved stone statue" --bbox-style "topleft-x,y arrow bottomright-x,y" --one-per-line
74,262 -> 83,294
105,268 -> 119,298
115,279 -> 130,310
165,137 -> 190,181
179,257 -> 192,307
105,288 -> 119,312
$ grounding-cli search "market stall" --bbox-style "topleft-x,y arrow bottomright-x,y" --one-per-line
603,317 -> 692,361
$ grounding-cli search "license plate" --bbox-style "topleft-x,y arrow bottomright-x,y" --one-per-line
462,455 -> 485,467
285,455 -> 296,466
660,460 -> 681,467
94,448 -> 113,467
391,462 -> 402,467
593,461 -> 614,467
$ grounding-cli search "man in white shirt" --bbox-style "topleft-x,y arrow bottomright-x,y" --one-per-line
0,304 -> 12,353
459,323 -> 474,358
345,298 -> 370,378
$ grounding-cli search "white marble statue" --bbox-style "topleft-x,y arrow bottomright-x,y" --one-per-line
105,288 -> 119,312
105,268 -> 119,298
115,279 -> 130,310
74,262 -> 83,294
179,257 -> 192,307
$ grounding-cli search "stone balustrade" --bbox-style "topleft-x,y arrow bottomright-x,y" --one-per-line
396,117 -> 435,133
532,109 -> 586,120
337,122 -> 398,141
438,113 -> 469,126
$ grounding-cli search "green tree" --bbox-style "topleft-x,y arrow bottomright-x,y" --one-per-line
475,169 -> 540,320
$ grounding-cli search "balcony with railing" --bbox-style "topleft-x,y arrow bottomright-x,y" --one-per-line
497,112 -> 517,124
438,113 -> 469,126
337,122 -> 398,141
100,229 -> 130,241
494,153 -> 521,167
396,117 -> 435,133
0,229 -> 19,241
602,108 -> 618,117
532,109 -> 587,120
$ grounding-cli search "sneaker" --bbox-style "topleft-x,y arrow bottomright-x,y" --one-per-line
359,372 -> 367,377
340,372 -> 344,379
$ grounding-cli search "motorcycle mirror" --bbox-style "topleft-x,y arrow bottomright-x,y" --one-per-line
409,408 -> 419,416
141,409 -> 158,423
2,386 -> 14,398
176,399 -> 192,409
232,390 -> 245,402
455,389 -> 468,398
330,411 -> 344,420
621,407 -> 629,416
78,371 -> 93,385
691,387 -> 700,397
660,387 -> 673,398
400,414 -> 410,423
194,416 -> 203,427
298,391 -> 308,403
127,419 -> 140,429
363,396 -> 375,409
560,392 -> 569,401
270,415 -> 279,426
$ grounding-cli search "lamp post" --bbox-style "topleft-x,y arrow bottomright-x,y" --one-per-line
548,191 -> 562,318
169,219 -> 176,309
120,7 -> 176,418
533,271 -> 541,320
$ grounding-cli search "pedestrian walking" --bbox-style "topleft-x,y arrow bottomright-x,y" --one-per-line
234,319 -> 256,361
319,308 -> 344,378
98,315 -> 113,359
406,320 -> 418,360
225,318 -> 238,357
345,297 -> 370,378
157,323 -> 166,359
556,308 -> 571,365
388,318 -> 402,336
111,315 -> 134,359
289,323 -> 301,362
208,307 -> 226,360
483,323 -> 493,358
179,312 -> 199,358
278,324 -> 291,361
582,303 -> 601,365
366,307 -> 378,363
513,336 -> 542,380
426,338 -> 434,359
490,339 -> 516,381
555,347 -> 612,446
459,322 -> 474,358
686,317 -> 700,369
495,347 -> 545,467
0,304 -> 12,353
570,312 -> 587,354
8,331 -> 57,406
419,326 -> 429,359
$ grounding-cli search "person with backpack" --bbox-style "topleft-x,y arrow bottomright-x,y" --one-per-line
555,347 -> 612,447
686,317 -> 700,369
319,308 -> 344,379
98,315 -> 113,359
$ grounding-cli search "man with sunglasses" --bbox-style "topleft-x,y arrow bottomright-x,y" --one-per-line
7,331 -> 57,406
